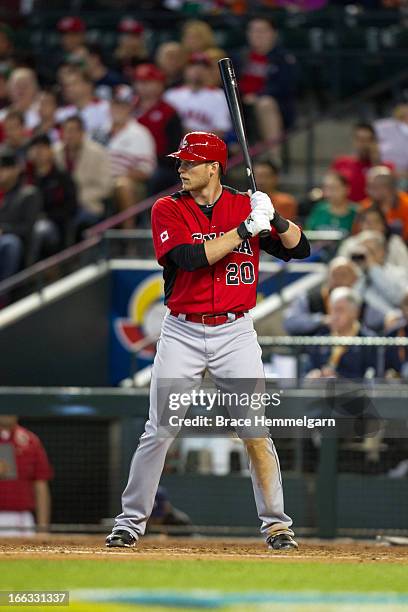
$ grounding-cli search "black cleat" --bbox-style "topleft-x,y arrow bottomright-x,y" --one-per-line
106,530 -> 137,548
268,533 -> 299,551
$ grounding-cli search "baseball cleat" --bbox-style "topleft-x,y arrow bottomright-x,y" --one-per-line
105,530 -> 137,548
268,533 -> 299,551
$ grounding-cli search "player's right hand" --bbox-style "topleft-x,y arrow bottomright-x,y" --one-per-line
243,210 -> 271,237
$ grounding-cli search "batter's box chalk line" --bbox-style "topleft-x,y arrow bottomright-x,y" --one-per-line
72,590 -> 408,609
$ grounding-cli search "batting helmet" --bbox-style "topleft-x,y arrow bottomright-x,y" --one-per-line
167,132 -> 228,173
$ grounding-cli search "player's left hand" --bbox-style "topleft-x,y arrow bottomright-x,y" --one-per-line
250,191 -> 275,221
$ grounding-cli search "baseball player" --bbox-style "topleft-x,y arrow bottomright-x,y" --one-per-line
106,131 -> 310,551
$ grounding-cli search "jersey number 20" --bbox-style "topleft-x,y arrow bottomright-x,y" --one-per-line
226,262 -> 255,285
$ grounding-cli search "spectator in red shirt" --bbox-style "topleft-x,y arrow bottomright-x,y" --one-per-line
134,63 -> 182,194
332,123 -> 394,203
0,415 -> 53,536
239,17 -> 297,149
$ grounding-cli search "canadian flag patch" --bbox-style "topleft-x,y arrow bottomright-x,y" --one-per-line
160,230 -> 169,243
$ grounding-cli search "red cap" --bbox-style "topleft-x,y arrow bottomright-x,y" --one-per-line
57,16 -> 86,33
118,18 -> 144,35
167,132 -> 228,173
134,63 -> 165,82
188,52 -> 211,67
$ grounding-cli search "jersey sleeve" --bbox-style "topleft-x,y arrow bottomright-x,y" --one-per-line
31,435 -> 53,481
151,197 -> 195,266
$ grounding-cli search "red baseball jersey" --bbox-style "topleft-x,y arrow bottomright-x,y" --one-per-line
0,425 -> 53,512
151,186 -> 281,314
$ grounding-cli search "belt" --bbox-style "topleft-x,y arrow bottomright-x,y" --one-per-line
170,311 -> 246,326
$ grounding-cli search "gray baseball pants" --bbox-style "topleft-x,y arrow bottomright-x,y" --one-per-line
113,311 -> 294,541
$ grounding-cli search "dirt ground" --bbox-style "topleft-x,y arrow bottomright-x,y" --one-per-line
0,536 -> 407,563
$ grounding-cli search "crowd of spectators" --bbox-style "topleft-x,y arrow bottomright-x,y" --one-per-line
1,9 -> 408,384
0,12 -> 300,285
281,114 -> 408,381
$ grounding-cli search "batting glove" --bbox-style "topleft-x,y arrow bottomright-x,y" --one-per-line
238,209 -> 271,239
250,191 -> 275,221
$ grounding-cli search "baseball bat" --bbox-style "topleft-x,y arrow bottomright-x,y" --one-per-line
218,57 -> 270,238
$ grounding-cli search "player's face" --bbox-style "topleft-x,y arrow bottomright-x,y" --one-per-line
177,159 -> 217,190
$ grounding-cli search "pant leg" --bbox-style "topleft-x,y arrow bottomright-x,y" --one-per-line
207,313 -> 294,541
0,234 -> 23,282
113,313 -> 207,539
29,219 -> 61,263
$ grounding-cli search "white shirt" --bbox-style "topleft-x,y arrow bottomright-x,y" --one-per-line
56,99 -> 111,143
108,120 -> 156,178
164,86 -> 231,134
374,118 -> 408,173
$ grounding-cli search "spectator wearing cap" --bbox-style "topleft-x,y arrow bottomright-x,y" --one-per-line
163,52 -> 231,137
331,123 -> 394,203
0,416 -> 53,536
0,148 -> 42,282
114,18 -> 148,83
107,85 -> 156,229
134,64 -> 182,193
54,115 -> 112,236
57,16 -> 87,65
28,134 -> 78,261
56,68 -> 110,143
2,110 -> 30,166
84,44 -> 125,101
0,68 -> 40,130
238,17 -> 297,149
360,166 -> 408,240
155,42 -> 187,89
254,159 -> 298,221
31,89 -> 60,144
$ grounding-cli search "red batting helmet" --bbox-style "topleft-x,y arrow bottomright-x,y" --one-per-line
167,132 -> 228,173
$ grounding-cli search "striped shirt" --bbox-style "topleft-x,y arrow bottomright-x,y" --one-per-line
108,120 -> 156,178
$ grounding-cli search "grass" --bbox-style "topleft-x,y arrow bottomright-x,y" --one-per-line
0,559 -> 408,593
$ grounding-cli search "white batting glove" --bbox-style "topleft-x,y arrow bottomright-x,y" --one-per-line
250,191 -> 275,221
242,209 -> 271,238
